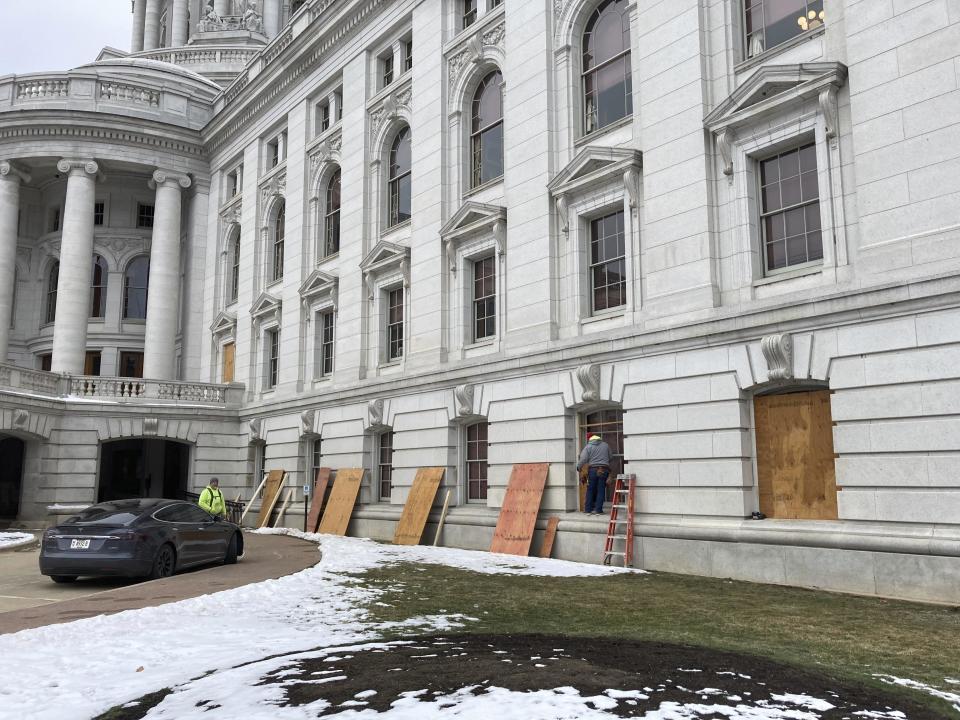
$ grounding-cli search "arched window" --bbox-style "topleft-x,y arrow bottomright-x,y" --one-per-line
45,262 -> 59,324
123,256 -> 150,320
388,126 -> 412,227
272,201 -> 285,282
582,0 -> 633,133
230,227 -> 241,304
471,70 -> 504,188
324,169 -> 341,257
90,255 -> 108,318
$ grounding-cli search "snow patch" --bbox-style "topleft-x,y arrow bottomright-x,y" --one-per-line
0,532 -> 33,550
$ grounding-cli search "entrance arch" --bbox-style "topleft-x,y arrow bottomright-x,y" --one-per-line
0,436 -> 25,518
98,439 -> 191,502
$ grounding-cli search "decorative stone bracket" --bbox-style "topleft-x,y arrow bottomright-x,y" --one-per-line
576,364 -> 601,403
761,333 -> 793,380
455,383 -> 475,417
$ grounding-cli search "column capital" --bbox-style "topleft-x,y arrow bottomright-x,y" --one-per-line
151,169 -> 192,190
0,161 -> 31,184
57,158 -> 99,177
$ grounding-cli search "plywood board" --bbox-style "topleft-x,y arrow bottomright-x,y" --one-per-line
317,468 -> 364,536
305,467 -> 333,534
490,463 -> 549,556
754,390 -> 838,520
539,515 -> 560,558
255,470 -> 286,529
393,467 -> 445,545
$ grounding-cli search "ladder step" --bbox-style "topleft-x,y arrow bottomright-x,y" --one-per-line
612,504 -> 627,509
604,551 -> 626,556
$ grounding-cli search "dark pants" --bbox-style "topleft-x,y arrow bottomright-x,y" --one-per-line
585,466 -> 610,513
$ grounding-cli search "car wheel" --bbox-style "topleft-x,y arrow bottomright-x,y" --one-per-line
51,575 -> 77,584
150,544 -> 176,580
223,533 -> 239,565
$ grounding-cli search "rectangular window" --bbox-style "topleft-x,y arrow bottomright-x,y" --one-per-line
137,203 -> 155,229
226,166 -> 242,198
403,39 -> 413,72
311,437 -> 323,479
119,351 -> 144,378
93,202 -> 105,226
334,89 -> 343,121
380,52 -> 394,88
589,210 -> 626,313
267,133 -> 286,169
465,422 -> 489,501
39,353 -> 52,372
759,142 -> 822,274
386,288 -> 404,361
462,0 -> 477,28
49,207 -> 61,233
378,430 -> 394,500
744,0 -> 824,58
316,310 -> 335,377
473,255 -> 496,341
84,351 -> 101,377
265,328 -> 280,389
319,101 -> 331,133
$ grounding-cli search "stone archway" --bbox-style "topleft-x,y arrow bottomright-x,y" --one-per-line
0,435 -> 25,518
97,438 -> 192,502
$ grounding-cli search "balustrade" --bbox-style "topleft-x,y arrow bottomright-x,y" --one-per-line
16,79 -> 69,100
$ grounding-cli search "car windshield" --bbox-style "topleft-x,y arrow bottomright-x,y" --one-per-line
67,500 -> 157,526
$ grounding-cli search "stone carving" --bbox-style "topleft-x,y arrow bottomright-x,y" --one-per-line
57,159 -> 99,177
368,398 -> 384,427
555,195 -> 569,234
819,86 -> 839,140
716,128 -> 734,176
301,409 -> 315,434
493,218 -> 506,258
0,161 -> 30,184
369,87 -> 413,143
12,409 -> 29,429
152,169 -> 192,189
447,21 -> 506,90
455,383 -> 475,417
623,168 -> 640,209
199,0 -> 262,32
143,417 -> 159,436
576,364 -> 601,403
259,172 -> 286,206
220,200 -> 242,224
761,334 -> 794,380
249,417 -> 263,440
309,133 -> 343,178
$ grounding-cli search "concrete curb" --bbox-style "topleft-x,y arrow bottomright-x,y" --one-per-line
0,535 -> 38,553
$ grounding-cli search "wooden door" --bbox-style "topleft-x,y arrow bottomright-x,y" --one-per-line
754,390 -> 838,520
84,351 -> 101,376
119,352 -> 144,378
222,342 -> 235,384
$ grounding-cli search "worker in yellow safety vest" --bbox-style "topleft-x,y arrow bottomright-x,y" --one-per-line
198,477 -> 227,519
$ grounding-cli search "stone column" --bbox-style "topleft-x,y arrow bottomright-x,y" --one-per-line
144,0 -> 161,50
264,0 -> 281,38
131,0 -> 147,52
51,159 -> 99,375
172,0 -> 189,46
0,162 -> 30,363
143,170 -> 191,380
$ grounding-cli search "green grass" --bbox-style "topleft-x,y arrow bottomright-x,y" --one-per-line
356,562 -> 960,708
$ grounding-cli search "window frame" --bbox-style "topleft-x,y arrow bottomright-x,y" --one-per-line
271,201 -> 286,284
377,430 -> 394,501
742,0 -> 825,60
588,209 -> 627,315
462,0 -> 478,29
316,309 -> 335,378
44,261 -> 59,325
123,255 -> 150,320
470,70 -> 505,189
385,286 -> 404,362
264,327 -> 280,390
387,126 -> 412,228
324,169 -> 341,258
91,254 -> 108,319
581,0 -> 634,136
472,254 -> 497,342
136,203 -> 155,229
464,421 -> 489,502
229,227 -> 241,304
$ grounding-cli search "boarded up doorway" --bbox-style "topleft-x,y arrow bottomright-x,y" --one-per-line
754,389 -> 838,520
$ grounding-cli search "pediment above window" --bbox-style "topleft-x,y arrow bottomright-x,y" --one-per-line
705,62 -> 847,134
210,311 -> 237,337
299,268 -> 338,307
441,201 -> 506,242
548,146 -> 642,199
250,291 -> 281,325
360,240 -> 410,299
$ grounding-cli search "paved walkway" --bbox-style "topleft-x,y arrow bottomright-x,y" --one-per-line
0,533 -> 319,635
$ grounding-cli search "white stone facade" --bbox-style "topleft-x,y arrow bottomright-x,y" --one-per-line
2,0 -> 960,603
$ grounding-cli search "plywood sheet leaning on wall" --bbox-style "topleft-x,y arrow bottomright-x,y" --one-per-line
393,467 -> 445,545
306,467 -> 333,534
539,515 -> 560,558
317,468 -> 364,536
255,470 -> 286,529
490,463 -> 550,556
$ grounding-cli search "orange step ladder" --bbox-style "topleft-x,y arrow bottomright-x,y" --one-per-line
602,473 -> 635,567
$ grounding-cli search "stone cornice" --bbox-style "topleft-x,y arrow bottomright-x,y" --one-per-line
205,0 -> 386,156
0,118 -> 205,159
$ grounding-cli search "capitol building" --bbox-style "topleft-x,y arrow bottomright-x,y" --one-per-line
1,0 -> 959,602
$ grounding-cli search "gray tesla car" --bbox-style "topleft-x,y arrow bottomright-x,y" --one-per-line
39,498 -> 243,583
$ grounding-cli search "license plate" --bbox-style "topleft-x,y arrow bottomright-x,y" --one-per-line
70,539 -> 91,550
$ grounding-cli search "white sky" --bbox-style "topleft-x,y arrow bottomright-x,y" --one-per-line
0,1 -> 132,76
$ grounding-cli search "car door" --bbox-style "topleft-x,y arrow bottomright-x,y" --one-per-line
154,503 -> 202,567
180,504 -> 228,563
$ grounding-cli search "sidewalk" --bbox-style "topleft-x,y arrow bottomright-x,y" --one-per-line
0,532 -> 318,635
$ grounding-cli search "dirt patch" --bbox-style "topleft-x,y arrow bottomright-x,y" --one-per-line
92,689 -> 172,720
254,634 -> 948,717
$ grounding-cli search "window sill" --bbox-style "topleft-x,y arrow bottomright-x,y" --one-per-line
754,262 -> 824,287
219,194 -> 242,214
581,307 -> 626,325
463,176 -> 503,199
310,121 -> 342,146
734,25 -> 826,75
380,359 -> 403,369
575,115 -> 633,148
122,318 -> 147,325
465,338 -> 496,350
381,219 -> 412,236
368,71 -> 412,108
259,161 -> 287,185
444,5 -> 504,52
266,279 -> 283,290
318,251 -> 340,264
